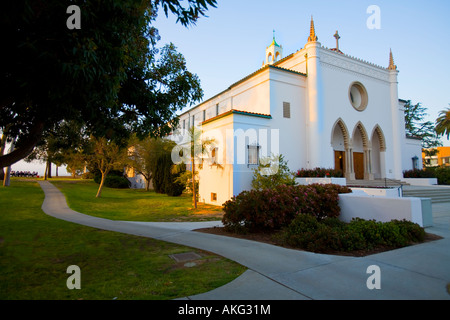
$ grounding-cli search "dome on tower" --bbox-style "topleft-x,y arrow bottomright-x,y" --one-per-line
265,31 -> 283,65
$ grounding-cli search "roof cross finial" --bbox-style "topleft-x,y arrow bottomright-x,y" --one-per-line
334,30 -> 340,50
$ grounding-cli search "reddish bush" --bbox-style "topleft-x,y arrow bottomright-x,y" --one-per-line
296,167 -> 343,178
222,184 -> 352,233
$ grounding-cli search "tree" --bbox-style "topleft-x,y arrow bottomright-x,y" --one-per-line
435,106 -> 450,140
251,154 -> 296,191
64,150 -> 88,178
153,152 -> 186,196
0,0 -> 216,169
24,120 -> 87,179
128,136 -> 175,191
404,100 -> 442,148
87,137 -> 129,198
24,125 -> 60,180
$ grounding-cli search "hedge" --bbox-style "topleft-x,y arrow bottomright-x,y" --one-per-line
295,167 -> 344,178
280,215 -> 425,253
93,169 -> 130,189
403,167 -> 450,185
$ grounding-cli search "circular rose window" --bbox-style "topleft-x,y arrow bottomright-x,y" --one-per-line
349,82 -> 368,111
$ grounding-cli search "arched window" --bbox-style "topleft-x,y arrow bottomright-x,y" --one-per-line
275,52 -> 281,62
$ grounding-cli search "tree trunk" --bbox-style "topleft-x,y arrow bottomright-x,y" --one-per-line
145,176 -> 151,191
44,161 -> 49,180
0,121 -> 44,169
3,165 -> 12,187
69,165 -> 76,178
192,158 -> 197,209
96,171 -> 107,198
3,138 -> 15,186
47,160 -> 52,179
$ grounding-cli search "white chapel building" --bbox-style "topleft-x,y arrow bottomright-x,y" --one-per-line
171,18 -> 422,205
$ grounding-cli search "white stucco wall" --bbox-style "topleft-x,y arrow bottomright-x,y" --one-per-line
402,137 -> 423,172
318,47 -> 399,179
268,67 -> 307,172
339,193 -> 424,227
199,115 -> 234,206
199,108 -> 274,205
231,115 -> 273,199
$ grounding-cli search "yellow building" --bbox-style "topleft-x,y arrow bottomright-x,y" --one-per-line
422,146 -> 450,167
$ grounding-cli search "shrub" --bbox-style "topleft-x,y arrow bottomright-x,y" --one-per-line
251,154 -> 296,191
222,188 -> 297,233
280,216 -> 426,253
403,167 -> 450,185
435,167 -> 450,185
222,184 -> 352,233
403,169 -> 435,179
389,219 -> 425,243
165,178 -> 186,197
81,172 -> 94,179
296,167 -> 343,178
93,169 -> 130,189
103,175 -> 131,189
281,214 -> 342,252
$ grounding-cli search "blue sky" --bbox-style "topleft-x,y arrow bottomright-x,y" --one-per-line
10,0 -> 450,175
154,0 -> 450,140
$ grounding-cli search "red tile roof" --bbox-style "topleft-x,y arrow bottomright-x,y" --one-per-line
201,109 -> 272,125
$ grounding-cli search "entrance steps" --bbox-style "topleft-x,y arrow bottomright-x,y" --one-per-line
402,186 -> 450,204
345,179 -> 450,203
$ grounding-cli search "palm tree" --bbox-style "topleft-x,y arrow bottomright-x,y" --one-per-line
185,126 -> 214,209
436,106 -> 450,139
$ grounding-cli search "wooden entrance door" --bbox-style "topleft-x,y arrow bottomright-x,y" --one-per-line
353,152 -> 364,180
334,151 -> 345,175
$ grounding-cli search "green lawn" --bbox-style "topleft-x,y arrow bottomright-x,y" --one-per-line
50,178 -> 224,222
0,180 -> 246,300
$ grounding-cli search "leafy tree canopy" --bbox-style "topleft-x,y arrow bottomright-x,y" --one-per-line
0,0 -> 217,168
403,100 -> 442,148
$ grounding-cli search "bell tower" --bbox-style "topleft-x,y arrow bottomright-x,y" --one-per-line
265,31 -> 283,65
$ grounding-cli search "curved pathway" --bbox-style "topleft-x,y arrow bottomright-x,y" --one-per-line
38,180 -> 450,300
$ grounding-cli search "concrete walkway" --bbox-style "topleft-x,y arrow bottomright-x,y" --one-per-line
38,181 -> 450,300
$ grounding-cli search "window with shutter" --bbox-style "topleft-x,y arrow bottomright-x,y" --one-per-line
248,145 -> 259,165
283,102 -> 291,118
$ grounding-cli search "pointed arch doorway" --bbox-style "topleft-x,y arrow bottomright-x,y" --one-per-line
352,122 -> 372,180
371,125 -> 387,179
352,123 -> 365,180
331,119 -> 352,179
